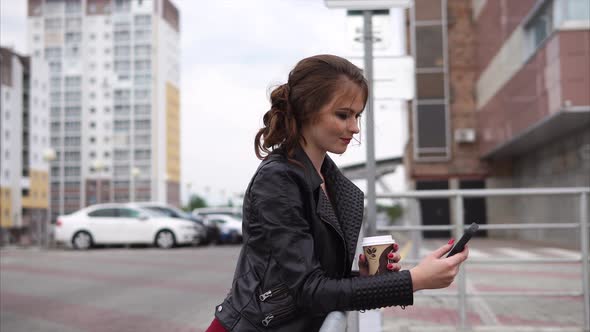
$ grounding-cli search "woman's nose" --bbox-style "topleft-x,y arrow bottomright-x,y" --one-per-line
349,118 -> 360,134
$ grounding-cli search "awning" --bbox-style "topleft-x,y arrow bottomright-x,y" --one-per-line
483,107 -> 590,160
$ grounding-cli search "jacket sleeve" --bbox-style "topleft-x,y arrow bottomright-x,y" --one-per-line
250,164 -> 413,314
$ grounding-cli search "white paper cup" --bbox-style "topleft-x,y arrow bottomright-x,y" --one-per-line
362,235 -> 396,275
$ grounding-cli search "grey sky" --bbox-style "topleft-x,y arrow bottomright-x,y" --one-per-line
0,0 -> 407,206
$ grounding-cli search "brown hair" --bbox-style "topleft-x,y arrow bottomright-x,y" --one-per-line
254,54 -> 368,160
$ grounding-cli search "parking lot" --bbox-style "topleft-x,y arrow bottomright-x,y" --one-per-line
0,239 -> 587,332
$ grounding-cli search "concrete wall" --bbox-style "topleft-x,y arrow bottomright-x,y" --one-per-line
487,128 -> 590,248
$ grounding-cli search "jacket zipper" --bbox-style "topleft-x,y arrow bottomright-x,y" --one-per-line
261,304 -> 296,327
259,284 -> 289,302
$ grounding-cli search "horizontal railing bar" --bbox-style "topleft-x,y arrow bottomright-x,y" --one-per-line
376,187 -> 590,198
378,223 -> 580,231
401,258 -> 581,264
416,291 -> 583,297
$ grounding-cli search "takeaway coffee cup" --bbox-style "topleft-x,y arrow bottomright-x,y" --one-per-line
362,235 -> 396,275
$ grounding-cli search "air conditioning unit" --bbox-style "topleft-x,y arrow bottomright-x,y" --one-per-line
454,128 -> 476,143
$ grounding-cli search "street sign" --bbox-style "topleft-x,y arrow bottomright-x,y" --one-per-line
325,0 -> 412,10
347,10 -> 391,50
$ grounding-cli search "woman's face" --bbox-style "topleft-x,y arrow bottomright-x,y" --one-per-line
301,82 -> 365,156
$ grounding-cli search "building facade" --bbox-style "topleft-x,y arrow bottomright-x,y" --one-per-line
404,0 -> 590,246
0,47 -> 50,244
27,0 -> 181,222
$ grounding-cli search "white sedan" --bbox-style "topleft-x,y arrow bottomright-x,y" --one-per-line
55,203 -> 200,250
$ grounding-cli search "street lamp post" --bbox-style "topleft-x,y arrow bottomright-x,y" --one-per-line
92,160 -> 105,204
325,0 -> 412,237
130,167 -> 141,202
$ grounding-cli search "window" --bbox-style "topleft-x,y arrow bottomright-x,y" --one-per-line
114,120 -> 130,132
45,47 -> 62,60
414,0 -> 442,21
416,26 -> 444,68
66,18 -> 81,30
417,104 -> 447,149
565,0 -> 590,21
134,60 -> 151,71
65,76 -> 81,88
89,208 -> 117,217
135,14 -> 151,26
134,104 -> 150,115
526,3 -> 553,51
65,32 -> 82,43
115,60 -> 131,72
416,73 -> 445,99
114,45 -> 131,57
117,208 -> 141,218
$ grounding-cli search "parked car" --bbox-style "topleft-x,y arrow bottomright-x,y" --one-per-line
55,203 -> 201,250
193,207 -> 242,220
134,202 -> 217,245
203,214 -> 243,244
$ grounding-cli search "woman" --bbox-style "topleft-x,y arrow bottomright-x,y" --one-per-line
207,54 -> 469,331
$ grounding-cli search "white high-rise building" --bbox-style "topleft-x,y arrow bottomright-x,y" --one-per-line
0,46 -> 50,243
27,0 -> 181,221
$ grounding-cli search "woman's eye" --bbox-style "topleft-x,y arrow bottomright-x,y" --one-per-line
336,113 -> 348,120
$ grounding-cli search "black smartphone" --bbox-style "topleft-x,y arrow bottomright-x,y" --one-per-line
446,222 -> 479,257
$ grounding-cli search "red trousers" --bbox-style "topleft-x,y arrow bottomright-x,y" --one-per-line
205,318 -> 228,332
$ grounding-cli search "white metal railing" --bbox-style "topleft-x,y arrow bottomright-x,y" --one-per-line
320,187 -> 590,332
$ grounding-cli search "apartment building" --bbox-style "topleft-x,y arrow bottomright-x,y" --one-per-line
27,0 -> 181,222
404,0 -> 590,245
0,47 -> 50,244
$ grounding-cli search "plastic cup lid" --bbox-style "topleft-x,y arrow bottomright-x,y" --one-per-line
361,235 -> 395,247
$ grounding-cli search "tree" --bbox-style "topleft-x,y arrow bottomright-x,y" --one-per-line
184,194 -> 208,212
377,203 -> 404,225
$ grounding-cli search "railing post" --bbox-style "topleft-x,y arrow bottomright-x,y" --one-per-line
455,194 -> 467,331
580,192 -> 589,332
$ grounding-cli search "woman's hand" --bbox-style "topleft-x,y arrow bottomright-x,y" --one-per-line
409,240 -> 469,291
358,243 -> 401,276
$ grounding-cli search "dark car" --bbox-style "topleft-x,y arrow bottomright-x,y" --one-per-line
136,203 -> 219,245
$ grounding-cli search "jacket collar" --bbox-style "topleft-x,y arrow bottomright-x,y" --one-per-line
292,144 -> 365,269
292,144 -> 323,192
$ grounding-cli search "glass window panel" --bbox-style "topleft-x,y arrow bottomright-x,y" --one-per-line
415,0 -> 441,21
566,0 -> 590,21
117,208 -> 140,218
417,104 -> 447,148
417,73 -> 445,99
416,25 -> 444,68
88,208 -> 117,217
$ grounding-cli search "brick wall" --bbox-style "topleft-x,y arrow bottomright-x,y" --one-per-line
406,0 -> 489,180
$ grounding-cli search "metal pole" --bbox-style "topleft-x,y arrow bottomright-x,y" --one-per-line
580,192 -> 589,331
455,195 -> 467,331
363,10 -> 377,237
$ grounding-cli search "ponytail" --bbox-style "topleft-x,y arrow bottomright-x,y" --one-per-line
254,84 -> 300,160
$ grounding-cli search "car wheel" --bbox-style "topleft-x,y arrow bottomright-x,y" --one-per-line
72,231 -> 93,250
155,230 -> 176,249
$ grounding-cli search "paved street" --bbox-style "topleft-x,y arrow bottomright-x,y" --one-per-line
0,239 -> 587,332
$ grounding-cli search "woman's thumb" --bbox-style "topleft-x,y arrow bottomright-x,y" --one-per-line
432,240 -> 454,258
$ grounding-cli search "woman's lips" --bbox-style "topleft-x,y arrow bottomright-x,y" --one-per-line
341,138 -> 352,144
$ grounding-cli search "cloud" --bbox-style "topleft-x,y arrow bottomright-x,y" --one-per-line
0,0 -> 27,53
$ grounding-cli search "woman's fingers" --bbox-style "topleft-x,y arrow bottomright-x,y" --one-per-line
358,254 -> 369,277
387,262 -> 401,272
387,251 -> 401,263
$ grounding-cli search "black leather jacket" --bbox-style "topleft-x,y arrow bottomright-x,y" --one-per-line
214,147 -> 413,331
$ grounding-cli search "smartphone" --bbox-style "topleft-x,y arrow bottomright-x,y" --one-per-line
446,222 -> 479,257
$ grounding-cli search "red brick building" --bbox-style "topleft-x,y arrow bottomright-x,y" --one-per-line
404,0 -> 590,245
